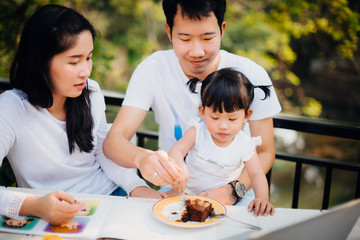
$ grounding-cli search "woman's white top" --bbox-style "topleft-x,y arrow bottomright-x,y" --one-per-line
0,79 -> 147,218
0,188 -> 28,219
185,120 -> 262,195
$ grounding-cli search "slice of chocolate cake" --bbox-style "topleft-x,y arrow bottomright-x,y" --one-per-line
181,199 -> 215,222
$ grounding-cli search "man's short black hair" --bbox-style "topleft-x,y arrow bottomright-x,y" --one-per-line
162,0 -> 226,34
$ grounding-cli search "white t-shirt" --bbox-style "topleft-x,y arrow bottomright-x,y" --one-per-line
123,49 -> 282,151
185,121 -> 262,194
0,79 -> 147,196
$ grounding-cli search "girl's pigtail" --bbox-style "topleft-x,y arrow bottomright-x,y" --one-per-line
186,77 -> 202,93
254,85 -> 272,100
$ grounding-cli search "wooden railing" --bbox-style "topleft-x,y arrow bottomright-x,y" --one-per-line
1,80 -> 360,209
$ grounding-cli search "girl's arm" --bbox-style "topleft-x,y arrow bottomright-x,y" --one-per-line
245,151 -> 269,199
168,127 -> 196,191
245,150 -> 275,216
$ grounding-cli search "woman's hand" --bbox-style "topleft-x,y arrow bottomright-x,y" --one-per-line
129,186 -> 167,199
20,191 -> 85,225
248,198 -> 275,216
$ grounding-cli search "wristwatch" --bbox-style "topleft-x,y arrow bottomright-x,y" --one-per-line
229,180 -> 246,205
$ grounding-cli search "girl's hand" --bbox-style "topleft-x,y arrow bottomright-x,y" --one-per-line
248,198 -> 275,216
170,158 -> 189,192
21,191 -> 85,225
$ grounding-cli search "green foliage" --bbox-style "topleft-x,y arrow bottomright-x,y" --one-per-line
75,0 -> 169,89
223,8 -> 287,69
0,0 -> 359,119
266,0 -> 359,61
302,97 -> 322,117
0,0 -> 70,76
0,158 -> 16,187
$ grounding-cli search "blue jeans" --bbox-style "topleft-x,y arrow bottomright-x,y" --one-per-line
234,187 -> 255,206
110,187 -> 127,196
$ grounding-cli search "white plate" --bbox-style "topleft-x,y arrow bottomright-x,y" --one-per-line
152,195 -> 227,228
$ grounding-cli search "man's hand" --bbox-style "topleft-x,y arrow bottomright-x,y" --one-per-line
138,150 -> 182,187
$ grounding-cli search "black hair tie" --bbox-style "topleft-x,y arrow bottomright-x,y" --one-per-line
253,85 -> 272,100
186,77 -> 202,93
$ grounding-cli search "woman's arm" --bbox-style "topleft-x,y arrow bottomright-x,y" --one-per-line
0,188 -> 84,225
20,191 -> 85,225
0,91 -> 21,163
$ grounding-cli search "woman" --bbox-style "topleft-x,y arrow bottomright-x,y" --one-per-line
0,4 -> 164,225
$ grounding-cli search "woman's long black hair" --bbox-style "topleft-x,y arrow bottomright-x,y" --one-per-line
10,4 -> 96,153
187,67 -> 271,116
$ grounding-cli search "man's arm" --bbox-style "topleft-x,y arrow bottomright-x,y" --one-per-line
248,117 -> 276,174
103,105 -> 181,186
103,105 -> 149,168
198,117 -> 275,205
238,117 -> 275,188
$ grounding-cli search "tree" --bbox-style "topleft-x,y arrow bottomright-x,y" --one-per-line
223,0 -> 360,120
1,0 -> 359,120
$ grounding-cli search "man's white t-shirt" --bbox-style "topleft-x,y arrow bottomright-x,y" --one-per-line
123,49 -> 282,151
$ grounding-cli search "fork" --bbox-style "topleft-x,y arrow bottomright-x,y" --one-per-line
177,182 -> 187,202
210,213 -> 262,231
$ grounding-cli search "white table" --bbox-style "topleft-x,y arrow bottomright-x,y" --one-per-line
0,188 -> 359,240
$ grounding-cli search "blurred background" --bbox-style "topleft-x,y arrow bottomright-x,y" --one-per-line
1,0 -> 359,209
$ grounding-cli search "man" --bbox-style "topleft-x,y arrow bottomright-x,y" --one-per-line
103,0 -> 281,205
